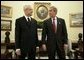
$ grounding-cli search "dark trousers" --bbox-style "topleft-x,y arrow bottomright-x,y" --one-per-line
18,47 -> 36,59
47,44 -> 65,59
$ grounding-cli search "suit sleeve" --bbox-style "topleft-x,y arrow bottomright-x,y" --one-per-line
62,19 -> 68,44
42,21 -> 47,44
15,19 -> 21,49
35,21 -> 39,46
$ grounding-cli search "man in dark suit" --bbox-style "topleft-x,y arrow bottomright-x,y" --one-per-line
15,5 -> 38,59
42,6 -> 68,59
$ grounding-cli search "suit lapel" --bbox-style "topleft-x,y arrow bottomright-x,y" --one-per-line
22,16 -> 31,28
57,17 -> 61,33
48,18 -> 52,29
48,17 -> 61,33
29,17 -> 34,24
22,16 -> 28,24
48,18 -> 54,33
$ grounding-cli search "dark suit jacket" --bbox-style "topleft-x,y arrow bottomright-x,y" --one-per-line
42,17 -> 68,50
15,16 -> 38,53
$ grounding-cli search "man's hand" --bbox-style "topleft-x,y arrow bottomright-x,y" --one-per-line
42,44 -> 47,51
36,46 -> 39,53
16,49 -> 21,55
64,44 -> 68,56
64,44 -> 68,49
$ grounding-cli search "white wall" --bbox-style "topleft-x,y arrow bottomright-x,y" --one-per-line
1,1 -> 83,43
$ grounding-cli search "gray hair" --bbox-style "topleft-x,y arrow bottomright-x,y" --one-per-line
23,5 -> 32,10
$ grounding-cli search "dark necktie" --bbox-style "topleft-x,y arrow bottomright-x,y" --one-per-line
52,18 -> 56,33
27,18 -> 31,22
27,18 -> 31,26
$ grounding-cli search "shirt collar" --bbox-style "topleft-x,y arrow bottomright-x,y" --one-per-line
24,15 -> 31,21
51,16 -> 57,20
